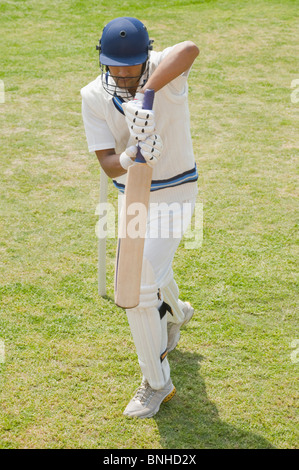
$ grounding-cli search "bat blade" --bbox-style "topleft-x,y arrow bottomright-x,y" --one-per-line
114,89 -> 155,308
115,164 -> 152,308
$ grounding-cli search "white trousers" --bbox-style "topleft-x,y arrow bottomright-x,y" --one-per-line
122,197 -> 196,390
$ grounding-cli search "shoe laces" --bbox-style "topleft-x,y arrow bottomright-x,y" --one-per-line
134,380 -> 155,405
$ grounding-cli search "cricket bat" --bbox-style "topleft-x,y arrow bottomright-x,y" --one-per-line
114,89 -> 155,308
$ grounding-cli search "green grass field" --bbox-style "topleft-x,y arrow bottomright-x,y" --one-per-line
0,0 -> 298,449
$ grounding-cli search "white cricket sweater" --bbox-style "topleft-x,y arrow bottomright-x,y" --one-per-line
81,44 -> 198,204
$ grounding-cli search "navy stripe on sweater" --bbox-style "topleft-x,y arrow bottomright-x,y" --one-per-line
113,165 -> 198,193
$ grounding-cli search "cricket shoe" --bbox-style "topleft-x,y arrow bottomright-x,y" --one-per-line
167,301 -> 194,352
123,378 -> 176,418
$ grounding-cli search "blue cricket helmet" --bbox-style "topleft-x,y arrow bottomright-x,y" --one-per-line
97,17 -> 153,66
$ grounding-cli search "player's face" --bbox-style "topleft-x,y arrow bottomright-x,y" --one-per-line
109,64 -> 143,92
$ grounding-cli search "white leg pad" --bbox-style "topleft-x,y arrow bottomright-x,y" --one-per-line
126,306 -> 169,390
126,255 -> 169,389
138,257 -> 159,309
160,278 -> 185,324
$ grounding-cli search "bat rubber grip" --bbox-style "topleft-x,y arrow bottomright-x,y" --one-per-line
142,88 -> 155,110
135,89 -> 155,164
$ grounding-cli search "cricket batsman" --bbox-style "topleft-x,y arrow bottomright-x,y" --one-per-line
81,17 -> 199,418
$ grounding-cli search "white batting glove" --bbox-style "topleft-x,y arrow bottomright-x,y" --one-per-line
139,134 -> 163,168
123,93 -> 156,142
119,145 -> 138,170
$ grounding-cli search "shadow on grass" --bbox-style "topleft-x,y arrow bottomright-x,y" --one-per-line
155,350 -> 275,449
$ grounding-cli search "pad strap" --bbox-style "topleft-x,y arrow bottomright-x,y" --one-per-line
158,301 -> 173,320
160,348 -> 168,363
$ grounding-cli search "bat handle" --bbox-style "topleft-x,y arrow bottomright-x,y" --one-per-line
135,89 -> 155,164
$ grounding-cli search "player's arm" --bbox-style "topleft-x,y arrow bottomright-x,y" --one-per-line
145,41 -> 199,92
123,42 -> 199,146
141,41 -> 199,93
95,149 -> 127,178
